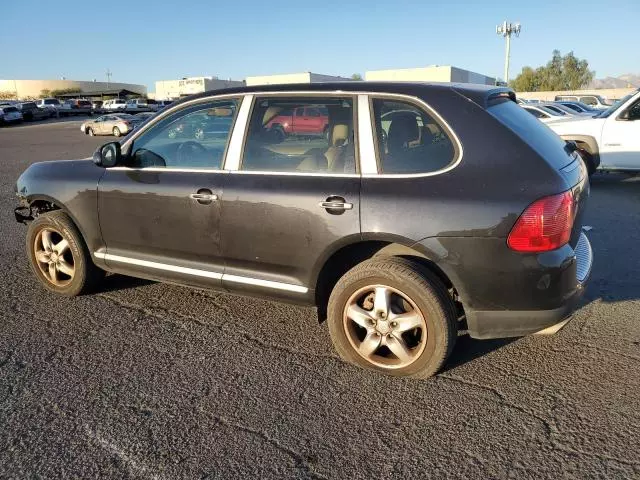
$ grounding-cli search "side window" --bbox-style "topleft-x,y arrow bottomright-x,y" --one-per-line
128,99 -> 238,169
626,100 -> 640,120
295,107 -> 305,117
580,96 -> 597,106
525,108 -> 544,118
372,98 -> 457,174
240,96 -> 356,174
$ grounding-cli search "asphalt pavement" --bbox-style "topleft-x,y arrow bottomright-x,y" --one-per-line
1,121 -> 639,479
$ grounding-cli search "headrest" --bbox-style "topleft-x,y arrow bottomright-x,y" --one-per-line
387,112 -> 420,155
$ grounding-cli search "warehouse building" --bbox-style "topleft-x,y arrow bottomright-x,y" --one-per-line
365,66 -> 496,85
0,79 -> 146,99
154,76 -> 244,100
246,72 -> 352,86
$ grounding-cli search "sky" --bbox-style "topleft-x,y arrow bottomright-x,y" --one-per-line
1,0 -> 638,92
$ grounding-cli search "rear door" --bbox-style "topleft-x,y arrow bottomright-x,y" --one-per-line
97,97 -> 240,289
219,94 -> 360,300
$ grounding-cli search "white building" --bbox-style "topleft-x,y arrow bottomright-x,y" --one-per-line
365,66 -> 496,85
154,76 -> 244,100
245,72 -> 352,86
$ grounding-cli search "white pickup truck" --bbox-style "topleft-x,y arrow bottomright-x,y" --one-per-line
548,89 -> 640,174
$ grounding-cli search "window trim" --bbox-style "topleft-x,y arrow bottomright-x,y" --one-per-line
365,94 -> 463,178
119,90 -> 463,178
235,93 -> 360,176
121,95 -> 242,172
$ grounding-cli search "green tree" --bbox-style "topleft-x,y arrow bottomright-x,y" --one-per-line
509,50 -> 594,92
351,73 -> 363,80
0,91 -> 17,100
39,89 -> 51,98
49,88 -> 82,97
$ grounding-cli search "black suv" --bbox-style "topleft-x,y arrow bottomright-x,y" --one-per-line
14,82 -> 592,378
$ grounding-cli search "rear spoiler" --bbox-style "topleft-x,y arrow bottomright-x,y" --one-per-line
486,89 -> 517,107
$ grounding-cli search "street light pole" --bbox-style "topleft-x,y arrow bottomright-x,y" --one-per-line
496,21 -> 521,84
106,69 -> 112,88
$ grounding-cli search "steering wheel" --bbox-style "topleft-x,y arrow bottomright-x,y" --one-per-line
176,141 -> 208,166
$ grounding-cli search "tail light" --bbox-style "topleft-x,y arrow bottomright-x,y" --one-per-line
507,191 -> 575,253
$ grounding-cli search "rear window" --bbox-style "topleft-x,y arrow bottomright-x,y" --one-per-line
3,106 -> 18,113
22,102 -> 36,108
489,100 -> 572,169
78,101 -> 91,106
44,99 -> 60,105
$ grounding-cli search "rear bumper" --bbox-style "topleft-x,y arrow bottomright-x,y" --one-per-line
464,232 -> 593,339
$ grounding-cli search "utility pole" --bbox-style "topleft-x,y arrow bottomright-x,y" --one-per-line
106,69 -> 112,87
496,21 -> 521,84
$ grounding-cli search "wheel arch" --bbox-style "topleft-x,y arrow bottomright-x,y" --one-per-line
312,238 -> 460,321
25,195 -> 93,251
560,134 -> 600,161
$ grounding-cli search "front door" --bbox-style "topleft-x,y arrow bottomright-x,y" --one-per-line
97,98 -> 240,288
601,98 -> 640,170
220,95 -> 360,300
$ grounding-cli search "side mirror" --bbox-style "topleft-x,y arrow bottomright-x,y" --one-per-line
93,142 -> 121,167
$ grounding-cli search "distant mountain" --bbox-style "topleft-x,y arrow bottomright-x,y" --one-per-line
589,74 -> 639,89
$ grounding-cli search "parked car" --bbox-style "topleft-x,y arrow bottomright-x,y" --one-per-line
59,99 -> 93,116
556,101 -> 599,115
266,105 -> 329,139
0,105 -> 23,124
521,105 -> 573,123
36,98 -> 62,116
18,101 -> 51,121
91,100 -> 104,112
80,113 -> 143,137
14,82 -> 593,378
166,107 -> 235,140
156,100 -> 173,108
125,98 -> 158,111
555,94 -> 611,110
103,99 -> 127,111
548,89 -> 640,174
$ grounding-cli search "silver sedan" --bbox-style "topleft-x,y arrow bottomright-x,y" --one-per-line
81,114 -> 143,137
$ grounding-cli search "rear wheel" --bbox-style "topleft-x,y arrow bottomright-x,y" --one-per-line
112,126 -> 121,137
26,211 -> 104,296
327,257 -> 457,378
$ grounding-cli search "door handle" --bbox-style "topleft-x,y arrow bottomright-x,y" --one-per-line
319,201 -> 353,210
190,189 -> 218,205
319,196 -> 353,214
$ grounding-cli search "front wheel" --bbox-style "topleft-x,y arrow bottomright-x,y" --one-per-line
327,257 -> 457,378
112,126 -> 121,137
87,127 -> 94,136
26,211 -> 104,296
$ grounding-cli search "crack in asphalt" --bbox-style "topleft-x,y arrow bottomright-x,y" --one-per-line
206,414 -> 328,480
438,373 -> 640,468
96,293 -> 341,362
84,424 -> 166,480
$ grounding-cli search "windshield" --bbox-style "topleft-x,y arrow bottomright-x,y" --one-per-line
596,93 -> 636,118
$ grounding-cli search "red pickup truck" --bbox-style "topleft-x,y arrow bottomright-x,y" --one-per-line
267,106 -> 329,137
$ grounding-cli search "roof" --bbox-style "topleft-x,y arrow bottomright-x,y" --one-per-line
172,81 -> 513,109
55,88 -> 141,98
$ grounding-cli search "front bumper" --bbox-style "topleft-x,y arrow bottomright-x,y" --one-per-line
465,232 -> 593,339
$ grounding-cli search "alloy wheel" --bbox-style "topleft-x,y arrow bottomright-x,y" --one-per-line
343,284 -> 427,369
33,228 -> 75,287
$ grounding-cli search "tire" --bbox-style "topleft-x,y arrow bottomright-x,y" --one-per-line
577,149 -> 596,177
87,127 -> 94,136
327,257 -> 457,378
26,210 -> 104,296
112,126 -> 121,137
